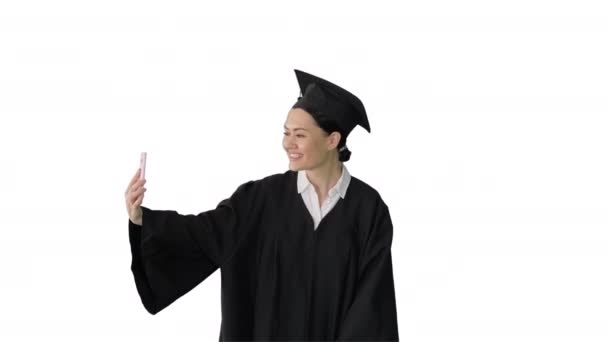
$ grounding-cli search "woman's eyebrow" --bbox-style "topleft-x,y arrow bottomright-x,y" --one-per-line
283,125 -> 309,132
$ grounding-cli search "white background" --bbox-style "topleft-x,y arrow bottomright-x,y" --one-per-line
0,1 -> 606,341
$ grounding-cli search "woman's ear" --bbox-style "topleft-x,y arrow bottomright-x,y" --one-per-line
327,131 -> 341,150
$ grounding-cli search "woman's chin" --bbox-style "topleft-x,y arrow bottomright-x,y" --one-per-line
288,161 -> 304,171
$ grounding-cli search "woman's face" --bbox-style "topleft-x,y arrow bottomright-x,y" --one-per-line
283,108 -> 340,171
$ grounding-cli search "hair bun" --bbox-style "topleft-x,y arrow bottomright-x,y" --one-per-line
338,146 -> 351,162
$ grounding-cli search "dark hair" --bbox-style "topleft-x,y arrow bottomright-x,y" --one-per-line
291,104 -> 351,162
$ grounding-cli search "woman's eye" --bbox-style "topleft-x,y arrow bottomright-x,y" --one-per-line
284,132 -> 305,138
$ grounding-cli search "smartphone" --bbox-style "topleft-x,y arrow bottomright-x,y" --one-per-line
140,152 -> 147,180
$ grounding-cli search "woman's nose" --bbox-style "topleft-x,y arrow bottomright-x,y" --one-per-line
284,135 -> 296,147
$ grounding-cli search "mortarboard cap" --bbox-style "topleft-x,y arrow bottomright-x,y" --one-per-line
292,69 -> 370,137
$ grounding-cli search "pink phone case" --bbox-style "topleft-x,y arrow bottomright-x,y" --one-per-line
140,152 -> 147,180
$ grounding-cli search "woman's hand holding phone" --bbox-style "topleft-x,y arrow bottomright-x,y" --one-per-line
125,153 -> 147,226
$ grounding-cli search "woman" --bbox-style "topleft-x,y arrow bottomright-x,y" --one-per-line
124,69 -> 399,341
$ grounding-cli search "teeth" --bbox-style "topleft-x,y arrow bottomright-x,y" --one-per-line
290,154 -> 302,158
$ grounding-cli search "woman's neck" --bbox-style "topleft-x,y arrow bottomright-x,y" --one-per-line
305,159 -> 343,198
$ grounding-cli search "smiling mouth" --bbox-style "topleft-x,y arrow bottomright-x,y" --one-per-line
288,153 -> 303,160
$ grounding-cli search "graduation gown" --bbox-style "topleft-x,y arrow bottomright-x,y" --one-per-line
128,170 -> 399,341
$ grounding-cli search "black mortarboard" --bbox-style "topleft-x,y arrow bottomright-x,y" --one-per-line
292,69 -> 370,137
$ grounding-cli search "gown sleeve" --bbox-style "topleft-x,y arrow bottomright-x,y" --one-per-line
337,201 -> 399,341
128,180 -> 263,315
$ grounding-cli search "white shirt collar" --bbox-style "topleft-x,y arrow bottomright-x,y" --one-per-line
297,164 -> 351,199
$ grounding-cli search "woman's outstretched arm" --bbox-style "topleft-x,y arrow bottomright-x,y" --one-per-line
124,169 -> 263,314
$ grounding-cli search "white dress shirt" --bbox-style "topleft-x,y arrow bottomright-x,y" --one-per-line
297,164 -> 351,230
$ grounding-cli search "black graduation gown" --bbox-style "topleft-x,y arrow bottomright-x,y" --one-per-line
128,170 -> 399,341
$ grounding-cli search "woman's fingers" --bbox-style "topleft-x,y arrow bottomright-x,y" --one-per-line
129,187 -> 146,206
126,170 -> 144,194
134,189 -> 146,207
134,193 -> 144,207
126,178 -> 146,197
125,170 -> 146,221
128,168 -> 141,188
